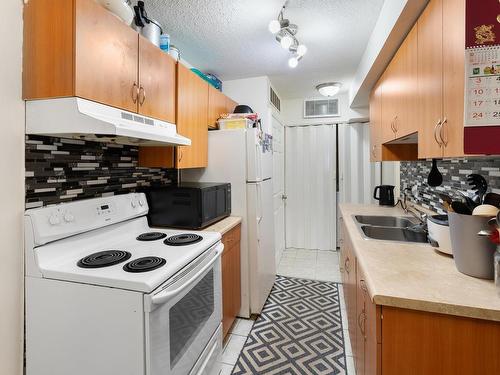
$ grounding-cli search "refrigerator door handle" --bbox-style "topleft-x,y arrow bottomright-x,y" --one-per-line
256,183 -> 263,223
255,142 -> 262,182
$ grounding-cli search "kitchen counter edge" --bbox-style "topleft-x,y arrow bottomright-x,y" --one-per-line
339,203 -> 500,322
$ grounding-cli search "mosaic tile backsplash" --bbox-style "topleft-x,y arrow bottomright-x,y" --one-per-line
400,158 -> 500,214
26,135 -> 177,208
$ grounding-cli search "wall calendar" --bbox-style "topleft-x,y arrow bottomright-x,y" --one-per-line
464,0 -> 500,154
465,46 -> 500,126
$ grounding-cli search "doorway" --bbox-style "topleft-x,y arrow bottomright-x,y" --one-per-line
284,124 -> 337,251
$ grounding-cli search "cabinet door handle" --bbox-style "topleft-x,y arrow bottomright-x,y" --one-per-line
358,310 -> 367,337
344,257 -> 350,274
132,82 -> 139,104
360,279 -> 368,292
139,86 -> 146,106
433,119 -> 443,147
394,116 -> 398,133
440,117 -> 448,147
390,120 -> 395,133
178,149 -> 183,162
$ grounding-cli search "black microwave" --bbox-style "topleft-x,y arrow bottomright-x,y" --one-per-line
144,182 -> 231,229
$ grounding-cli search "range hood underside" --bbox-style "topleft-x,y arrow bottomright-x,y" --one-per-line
26,98 -> 191,147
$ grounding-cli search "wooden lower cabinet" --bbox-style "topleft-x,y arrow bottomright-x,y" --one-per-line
221,224 -> 242,338
381,307 -> 500,375
355,264 -> 381,375
340,220 -> 358,357
343,228 -> 500,374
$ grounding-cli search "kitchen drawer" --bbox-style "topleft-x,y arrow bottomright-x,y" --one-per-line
222,224 -> 241,253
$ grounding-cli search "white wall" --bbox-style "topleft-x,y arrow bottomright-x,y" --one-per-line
222,76 -> 276,134
281,93 -> 369,126
0,1 -> 25,374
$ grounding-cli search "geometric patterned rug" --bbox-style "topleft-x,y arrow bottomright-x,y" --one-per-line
232,276 -> 347,374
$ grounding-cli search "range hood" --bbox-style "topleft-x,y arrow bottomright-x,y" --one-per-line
26,97 -> 191,147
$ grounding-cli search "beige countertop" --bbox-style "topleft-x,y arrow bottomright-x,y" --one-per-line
339,203 -> 500,322
203,216 -> 242,235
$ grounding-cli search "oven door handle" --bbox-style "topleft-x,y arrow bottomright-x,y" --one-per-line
150,244 -> 223,306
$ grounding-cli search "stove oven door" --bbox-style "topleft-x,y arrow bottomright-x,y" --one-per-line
144,243 -> 223,375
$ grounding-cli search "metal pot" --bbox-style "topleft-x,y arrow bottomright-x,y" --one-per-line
140,19 -> 162,47
96,0 -> 134,25
449,212 -> 496,279
133,1 -> 162,47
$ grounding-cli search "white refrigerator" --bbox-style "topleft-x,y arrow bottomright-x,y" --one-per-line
183,128 -> 275,317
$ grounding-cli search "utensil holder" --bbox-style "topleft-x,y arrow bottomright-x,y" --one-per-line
448,212 -> 496,279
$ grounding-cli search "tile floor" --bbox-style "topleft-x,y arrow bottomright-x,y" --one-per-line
214,248 -> 355,375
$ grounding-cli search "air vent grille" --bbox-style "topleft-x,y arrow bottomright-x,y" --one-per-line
304,98 -> 339,118
270,86 -> 281,112
121,112 -> 156,126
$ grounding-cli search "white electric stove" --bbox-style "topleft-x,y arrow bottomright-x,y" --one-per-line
25,193 -> 223,375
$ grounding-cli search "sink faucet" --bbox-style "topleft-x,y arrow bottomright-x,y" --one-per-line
401,187 -> 427,229
401,187 -> 412,213
407,205 -> 428,225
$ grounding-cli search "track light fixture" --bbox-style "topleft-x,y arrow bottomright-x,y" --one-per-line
269,2 -> 306,68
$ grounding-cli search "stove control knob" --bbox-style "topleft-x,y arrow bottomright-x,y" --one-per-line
138,199 -> 145,207
131,200 -> 137,208
49,214 -> 61,225
64,212 -> 75,223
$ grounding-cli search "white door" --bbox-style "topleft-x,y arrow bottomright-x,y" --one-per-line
272,116 -> 286,264
285,125 -> 337,251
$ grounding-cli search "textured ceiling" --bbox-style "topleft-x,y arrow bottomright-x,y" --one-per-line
147,0 -> 384,99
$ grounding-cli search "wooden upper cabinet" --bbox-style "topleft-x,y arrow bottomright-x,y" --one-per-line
369,82 -> 382,162
138,36 -> 176,123
74,0 -> 139,112
391,46 -> 408,138
208,86 -> 227,129
405,23 -> 419,137
417,0 -> 444,158
441,0 -> 465,157
380,69 -> 396,143
369,0 -> 466,161
23,0 -> 74,99
24,0 -> 139,112
176,64 -> 209,169
24,0 -> 176,122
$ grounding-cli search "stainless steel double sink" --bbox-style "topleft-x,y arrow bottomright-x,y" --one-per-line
354,215 -> 428,244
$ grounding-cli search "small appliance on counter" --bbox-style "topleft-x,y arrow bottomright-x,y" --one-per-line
373,185 -> 395,206
145,182 -> 231,229
427,214 -> 453,255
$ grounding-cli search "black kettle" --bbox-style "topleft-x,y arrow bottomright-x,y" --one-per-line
373,185 -> 395,206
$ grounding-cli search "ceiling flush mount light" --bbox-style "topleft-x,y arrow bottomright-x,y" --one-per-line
316,82 -> 342,97
269,2 -> 306,68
